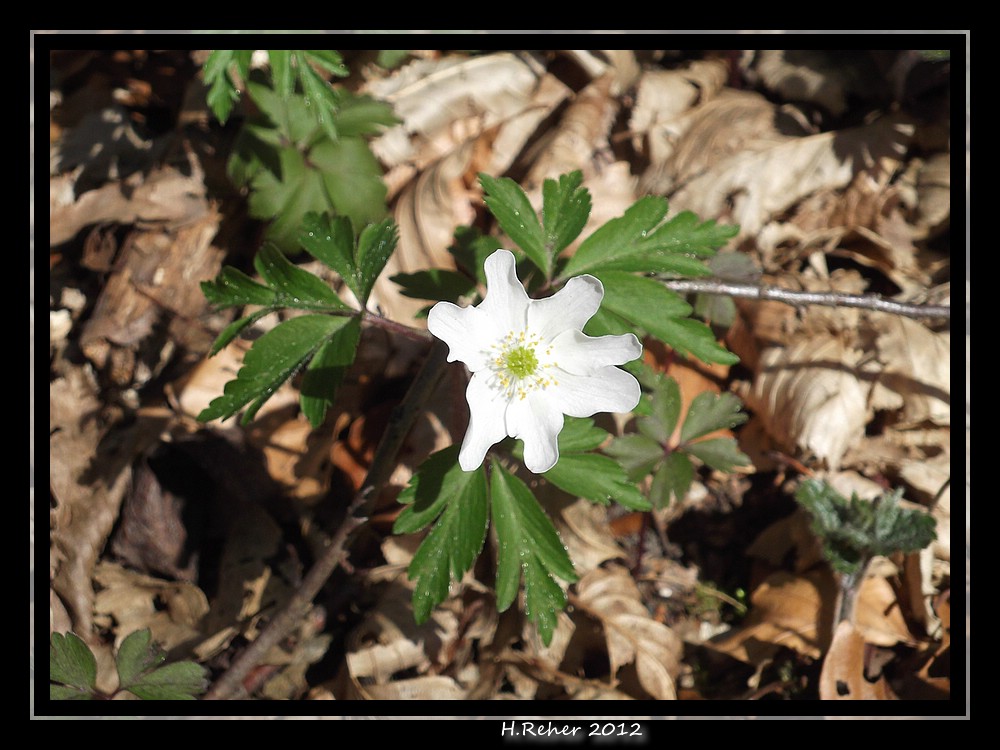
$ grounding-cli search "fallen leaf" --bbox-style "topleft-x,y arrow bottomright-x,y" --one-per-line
819,620 -> 897,700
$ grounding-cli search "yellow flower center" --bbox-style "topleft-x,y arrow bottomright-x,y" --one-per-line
490,329 -> 559,400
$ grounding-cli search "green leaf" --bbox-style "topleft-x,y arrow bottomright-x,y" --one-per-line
198,314 -> 353,424
304,49 -> 349,77
605,434 -> 665,481
542,170 -> 591,257
312,136 -> 389,237
556,416 -> 608,453
201,267 -> 278,308
254,243 -> 349,311
202,49 -> 252,124
300,212 -> 357,292
391,268 -> 477,302
563,196 -> 736,277
356,219 -> 399,302
115,629 -> 166,690
332,92 -> 400,137
208,308 -> 274,356
598,271 -> 739,365
649,452 -> 694,508
795,479 -> 937,576
637,376 -> 682,444
268,49 -> 294,98
684,437 -> 750,472
479,173 -> 549,278
490,463 -> 577,645
693,252 -> 760,328
125,662 -> 209,701
544,452 -> 650,511
449,226 -> 499,286
394,446 -> 489,623
377,49 -> 411,69
680,391 -> 748,443
49,632 -> 97,694
299,315 -> 361,427
49,684 -> 94,700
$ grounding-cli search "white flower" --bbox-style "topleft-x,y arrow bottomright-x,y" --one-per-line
427,249 -> 642,473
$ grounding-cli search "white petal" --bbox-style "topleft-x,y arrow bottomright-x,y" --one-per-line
527,275 -> 603,341
547,366 -> 641,418
505,392 -> 564,473
427,301 -> 495,372
548,330 -> 642,375
459,371 -> 511,471
478,249 -> 529,333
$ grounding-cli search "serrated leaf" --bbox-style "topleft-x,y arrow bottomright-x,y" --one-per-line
304,49 -> 348,77
299,315 -> 361,427
201,267 -> 278,308
202,49 -> 252,124
393,446 -> 489,623
680,391 -> 748,443
684,437 -> 750,472
391,268 -> 476,303
333,92 -> 400,137
125,661 -> 208,701
542,170 -> 591,257
651,452 -> 694,508
490,463 -> 577,645
598,271 -> 739,365
356,219 -> 398,302
254,243 -> 349,311
556,416 -> 608,453
449,226 -> 498,286
605,434 -> 664,481
638,376 -> 682,444
197,314 -> 352,424
300,212 -> 357,291
268,49 -> 294,97
115,629 -> 166,690
563,196 -> 736,277
479,173 -> 549,278
209,308 -> 274,357
49,632 -> 97,693
544,453 -> 650,511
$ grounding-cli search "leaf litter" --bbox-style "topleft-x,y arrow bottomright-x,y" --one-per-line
46,47 -> 955,703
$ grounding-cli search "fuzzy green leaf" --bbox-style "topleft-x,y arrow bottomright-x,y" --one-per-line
124,662 -> 209,701
542,170 -> 591,257
356,219 -> 399,302
115,629 -> 166,691
197,314 -> 352,424
490,463 -> 577,645
50,632 -> 97,694
201,267 -> 278,308
394,446 -> 489,624
300,212 -> 357,292
299,316 -> 361,427
598,271 -> 738,365
680,391 -> 748,443
479,173 -> 549,278
685,437 -> 750,472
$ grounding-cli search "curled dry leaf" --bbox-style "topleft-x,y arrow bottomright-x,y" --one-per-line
574,565 -> 683,700
819,620 -> 897,700
746,334 -> 869,470
871,313 -> 950,428
557,498 -> 626,576
365,675 -> 466,700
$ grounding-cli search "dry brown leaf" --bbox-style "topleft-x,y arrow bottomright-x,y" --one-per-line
746,334 -> 870,470
819,620 -> 897,700
574,565 -> 683,700
557,498 -> 625,576
365,675 -> 466,700
871,313 -> 950,427
92,561 -> 209,653
670,114 -> 914,242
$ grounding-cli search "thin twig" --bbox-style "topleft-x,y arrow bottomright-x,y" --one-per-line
660,278 -> 951,320
203,341 -> 450,700
362,310 -> 434,342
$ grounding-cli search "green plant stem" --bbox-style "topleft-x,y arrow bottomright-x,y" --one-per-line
660,278 -> 951,320
834,563 -> 868,626
203,341 -> 449,700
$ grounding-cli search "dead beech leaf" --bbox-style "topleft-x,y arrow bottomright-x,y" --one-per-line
746,334 -> 870,470
871,313 -> 950,427
366,52 -> 544,169
819,620 -> 897,700
365,675 -> 466,700
557,498 -> 625,576
575,565 -> 683,700
92,561 -> 209,653
670,114 -> 914,241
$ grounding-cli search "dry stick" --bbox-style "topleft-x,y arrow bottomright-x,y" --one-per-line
203,340 -> 449,700
661,278 -> 952,320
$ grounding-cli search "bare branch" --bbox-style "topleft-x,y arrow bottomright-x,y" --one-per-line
204,342 -> 449,700
661,278 -> 951,320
